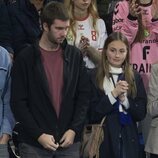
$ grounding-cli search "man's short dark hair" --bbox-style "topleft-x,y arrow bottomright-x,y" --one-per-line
41,1 -> 69,28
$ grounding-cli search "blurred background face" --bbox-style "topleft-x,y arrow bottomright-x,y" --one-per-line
73,0 -> 91,12
106,40 -> 127,68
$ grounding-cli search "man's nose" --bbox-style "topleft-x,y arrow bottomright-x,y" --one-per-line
61,29 -> 68,37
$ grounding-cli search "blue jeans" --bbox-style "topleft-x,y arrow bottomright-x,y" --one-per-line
19,142 -> 80,158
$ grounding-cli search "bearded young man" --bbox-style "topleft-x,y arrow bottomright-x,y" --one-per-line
11,2 -> 90,158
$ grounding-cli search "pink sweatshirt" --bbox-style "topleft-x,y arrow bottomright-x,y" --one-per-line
113,0 -> 158,89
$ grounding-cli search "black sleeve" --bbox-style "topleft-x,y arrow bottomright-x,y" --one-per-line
69,53 -> 91,134
0,1 -> 14,54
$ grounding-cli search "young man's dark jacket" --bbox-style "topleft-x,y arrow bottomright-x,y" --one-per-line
11,40 -> 90,148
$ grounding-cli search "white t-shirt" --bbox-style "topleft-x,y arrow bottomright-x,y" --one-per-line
67,15 -> 107,68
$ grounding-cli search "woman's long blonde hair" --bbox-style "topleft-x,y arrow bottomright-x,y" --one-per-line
64,0 -> 99,44
97,32 -> 137,98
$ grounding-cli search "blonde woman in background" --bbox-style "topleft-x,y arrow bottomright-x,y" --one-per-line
64,0 -> 107,69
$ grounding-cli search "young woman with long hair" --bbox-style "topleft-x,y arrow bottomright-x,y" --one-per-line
89,32 -> 147,158
64,0 -> 107,69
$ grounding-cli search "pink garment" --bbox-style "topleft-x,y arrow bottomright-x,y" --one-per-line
113,0 -> 158,90
40,47 -> 63,117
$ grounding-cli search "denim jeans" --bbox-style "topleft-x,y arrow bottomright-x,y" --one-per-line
19,142 -> 81,158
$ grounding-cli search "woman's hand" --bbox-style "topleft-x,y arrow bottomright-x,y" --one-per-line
112,80 -> 129,98
118,93 -> 126,103
78,36 -> 90,56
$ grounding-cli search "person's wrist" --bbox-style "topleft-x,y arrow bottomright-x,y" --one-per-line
111,90 -> 117,98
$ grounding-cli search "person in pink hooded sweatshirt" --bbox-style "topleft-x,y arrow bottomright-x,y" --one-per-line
112,0 -> 158,90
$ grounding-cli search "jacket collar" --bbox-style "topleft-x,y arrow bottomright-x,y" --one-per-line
34,39 -> 69,62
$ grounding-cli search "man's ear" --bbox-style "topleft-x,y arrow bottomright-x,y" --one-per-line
43,22 -> 49,32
